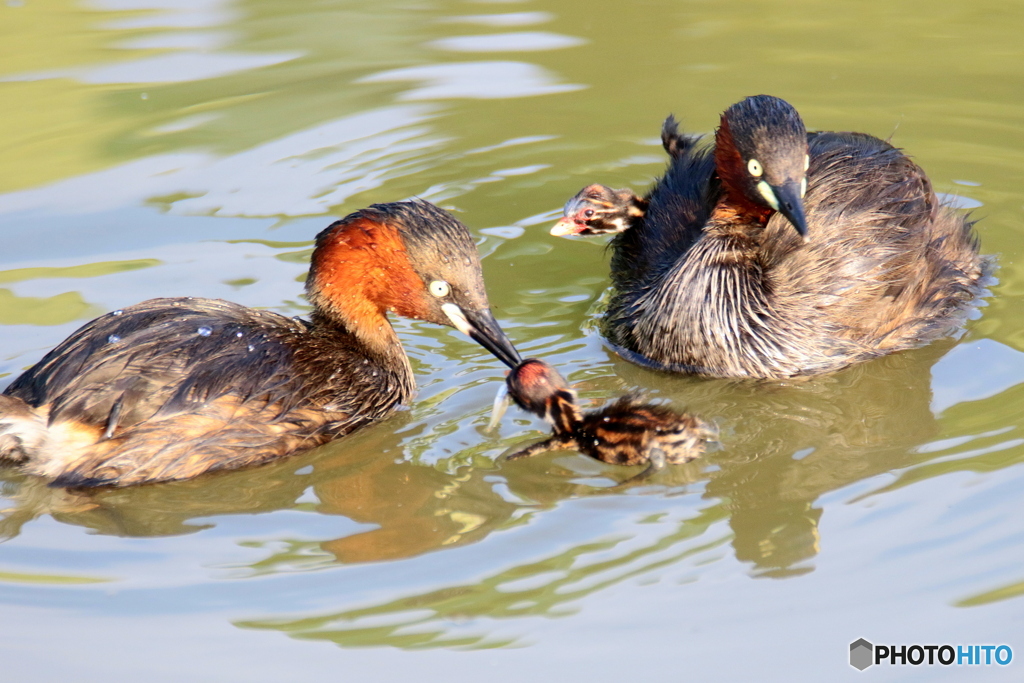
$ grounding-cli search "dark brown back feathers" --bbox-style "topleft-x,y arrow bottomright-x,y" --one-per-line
3,298 -> 412,486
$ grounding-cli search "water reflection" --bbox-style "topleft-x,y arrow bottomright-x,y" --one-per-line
236,506 -> 731,650
0,410 -> 518,559
601,341 -> 953,576
360,61 -> 584,101
3,330 -> 1021,654
0,105 -> 443,218
0,0 -> 590,217
0,289 -> 101,327
428,32 -> 586,53
4,327 -> 1018,567
930,337 -> 1024,413
0,454 -> 308,539
441,12 -> 555,28
10,51 -> 302,85
224,341 -> 1023,650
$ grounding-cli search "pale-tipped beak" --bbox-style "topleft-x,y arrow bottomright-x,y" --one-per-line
771,180 -> 808,239
441,303 -> 522,368
550,217 -> 583,237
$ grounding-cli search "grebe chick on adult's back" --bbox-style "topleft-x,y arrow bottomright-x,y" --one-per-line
551,117 -> 692,238
0,201 -> 521,487
556,95 -> 990,379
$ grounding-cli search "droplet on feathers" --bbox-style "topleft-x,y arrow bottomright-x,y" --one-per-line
197,326 -> 212,336
112,310 -> 123,316
107,334 -> 121,343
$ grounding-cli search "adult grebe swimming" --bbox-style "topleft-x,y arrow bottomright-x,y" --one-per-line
0,201 -> 521,487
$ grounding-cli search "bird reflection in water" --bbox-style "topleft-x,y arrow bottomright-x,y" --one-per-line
0,338 -> 979,584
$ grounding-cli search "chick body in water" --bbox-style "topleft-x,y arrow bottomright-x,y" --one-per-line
496,359 -> 715,485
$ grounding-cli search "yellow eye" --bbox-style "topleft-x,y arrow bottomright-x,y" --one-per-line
429,280 -> 450,298
747,159 -> 763,177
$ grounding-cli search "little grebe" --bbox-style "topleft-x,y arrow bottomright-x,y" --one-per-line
0,201 -> 521,487
499,359 -> 714,484
555,95 -> 990,379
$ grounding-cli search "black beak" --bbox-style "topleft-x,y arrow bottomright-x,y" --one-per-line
771,180 -> 808,239
442,303 -> 522,368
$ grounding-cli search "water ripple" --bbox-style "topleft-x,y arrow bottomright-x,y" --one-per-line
359,61 -> 585,100
428,31 -> 586,53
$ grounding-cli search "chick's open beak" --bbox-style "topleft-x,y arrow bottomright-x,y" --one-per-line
550,217 -> 584,236
551,195 -> 590,236
441,303 -> 522,368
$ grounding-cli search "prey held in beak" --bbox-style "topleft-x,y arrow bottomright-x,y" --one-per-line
487,382 -> 511,431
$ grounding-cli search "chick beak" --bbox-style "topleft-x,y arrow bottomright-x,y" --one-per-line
771,180 -> 809,240
551,195 -> 590,237
441,303 -> 522,368
550,216 -> 584,237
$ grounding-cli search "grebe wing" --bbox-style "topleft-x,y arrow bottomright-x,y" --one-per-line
5,297 -> 311,434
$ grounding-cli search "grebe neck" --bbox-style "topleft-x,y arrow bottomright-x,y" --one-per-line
308,310 -> 412,380
712,117 -> 774,234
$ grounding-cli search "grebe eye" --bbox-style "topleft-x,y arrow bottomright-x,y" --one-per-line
583,209 -> 595,218
429,280 -> 450,298
747,159 -> 763,177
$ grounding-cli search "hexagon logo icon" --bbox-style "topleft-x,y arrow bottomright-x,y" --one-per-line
850,638 -> 874,670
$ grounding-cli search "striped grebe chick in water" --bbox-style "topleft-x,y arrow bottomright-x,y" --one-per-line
497,359 -> 715,485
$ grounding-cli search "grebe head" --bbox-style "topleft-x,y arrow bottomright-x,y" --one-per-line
552,184 -> 646,237
307,200 -> 521,367
506,358 -> 579,433
716,95 -> 809,237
